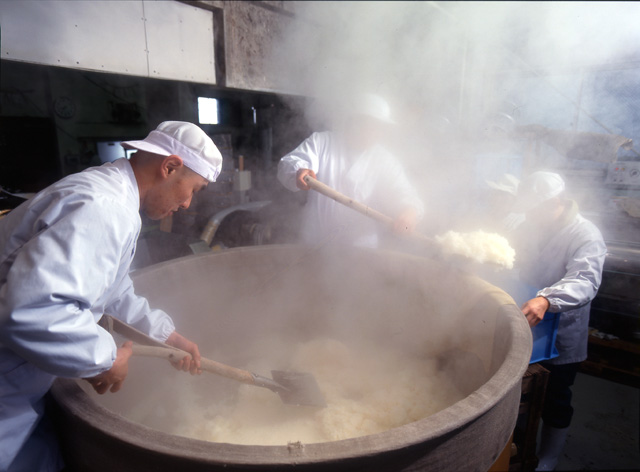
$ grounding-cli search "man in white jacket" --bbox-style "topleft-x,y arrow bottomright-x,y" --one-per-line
0,121 -> 222,471
277,93 -> 424,248
513,171 -> 607,471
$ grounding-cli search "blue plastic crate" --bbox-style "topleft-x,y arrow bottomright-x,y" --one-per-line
529,312 -> 560,364
481,272 -> 560,364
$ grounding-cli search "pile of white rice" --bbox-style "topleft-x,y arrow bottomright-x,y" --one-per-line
434,230 -> 515,269
128,338 -> 465,446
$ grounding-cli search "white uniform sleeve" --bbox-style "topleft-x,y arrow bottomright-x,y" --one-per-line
277,133 -> 324,192
105,274 -> 175,342
537,237 -> 607,312
0,197 -> 127,378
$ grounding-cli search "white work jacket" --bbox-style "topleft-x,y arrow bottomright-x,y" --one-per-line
515,210 -> 606,365
277,131 -> 424,247
0,158 -> 175,471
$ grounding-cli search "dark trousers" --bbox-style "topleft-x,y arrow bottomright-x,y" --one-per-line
540,361 -> 580,429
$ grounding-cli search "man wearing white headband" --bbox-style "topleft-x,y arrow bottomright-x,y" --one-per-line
277,93 -> 424,248
0,121 -> 222,471
512,171 -> 606,471
122,120 -> 222,183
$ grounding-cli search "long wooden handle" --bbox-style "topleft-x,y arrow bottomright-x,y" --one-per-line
303,175 -> 435,246
131,345 -> 255,385
304,175 -> 394,226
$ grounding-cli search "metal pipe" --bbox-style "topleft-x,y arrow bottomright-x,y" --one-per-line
199,200 -> 271,245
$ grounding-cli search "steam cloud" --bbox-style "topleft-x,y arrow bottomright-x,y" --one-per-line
267,1 -> 640,235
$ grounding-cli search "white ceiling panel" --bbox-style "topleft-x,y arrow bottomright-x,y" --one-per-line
0,0 -> 216,84
143,0 -> 215,84
0,1 -> 148,76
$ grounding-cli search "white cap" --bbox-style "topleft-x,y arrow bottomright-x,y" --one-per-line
122,121 -> 222,182
486,173 -> 520,196
351,93 -> 395,124
516,171 -> 565,212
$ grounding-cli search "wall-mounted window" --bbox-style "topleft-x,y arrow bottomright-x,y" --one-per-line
198,97 -> 219,125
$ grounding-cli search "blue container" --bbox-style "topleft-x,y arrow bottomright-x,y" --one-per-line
529,312 -> 560,364
480,272 -> 560,364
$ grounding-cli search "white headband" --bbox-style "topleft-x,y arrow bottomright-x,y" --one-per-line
122,121 -> 222,182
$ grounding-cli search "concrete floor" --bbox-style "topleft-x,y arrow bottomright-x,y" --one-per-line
554,373 -> 640,471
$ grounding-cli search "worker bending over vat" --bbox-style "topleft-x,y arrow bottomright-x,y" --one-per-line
0,121 -> 222,471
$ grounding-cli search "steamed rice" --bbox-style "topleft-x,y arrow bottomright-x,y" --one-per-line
435,230 -> 515,269
130,338 -> 465,446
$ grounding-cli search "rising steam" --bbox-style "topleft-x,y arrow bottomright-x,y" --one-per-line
267,1 -> 640,236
